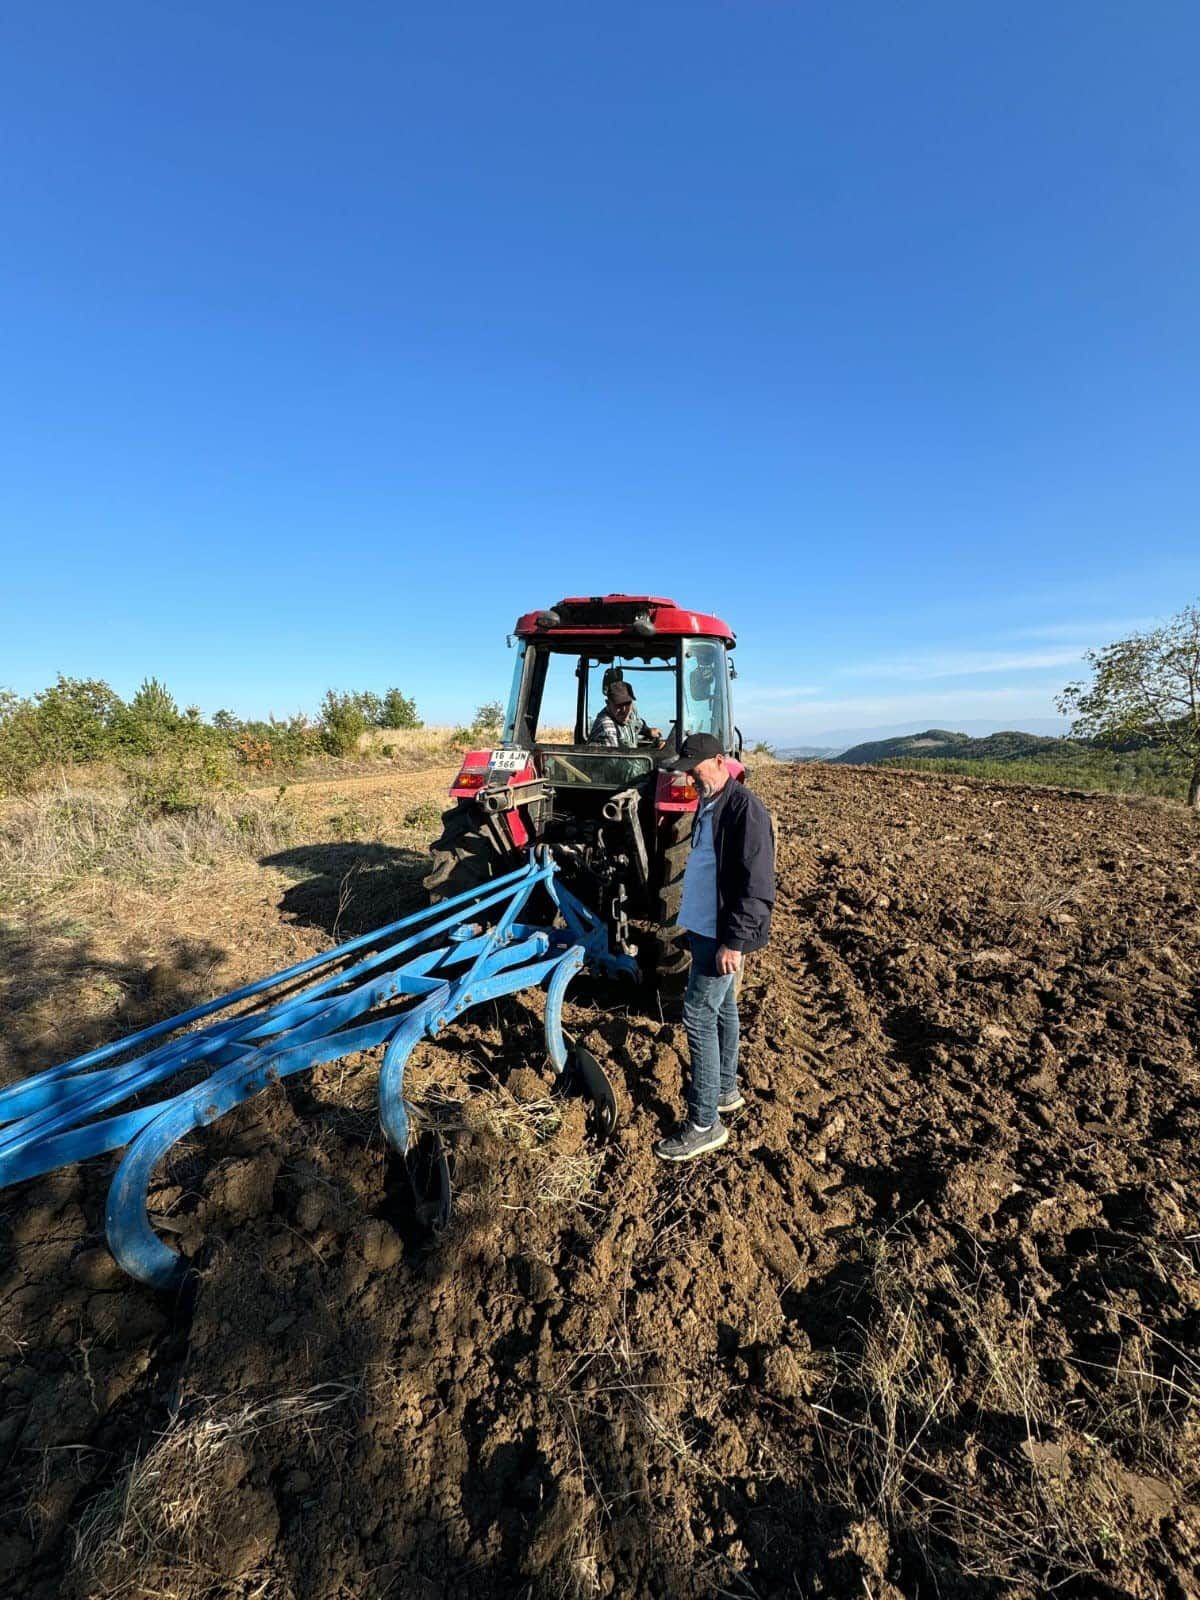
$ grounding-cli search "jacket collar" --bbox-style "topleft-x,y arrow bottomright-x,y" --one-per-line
698,774 -> 738,826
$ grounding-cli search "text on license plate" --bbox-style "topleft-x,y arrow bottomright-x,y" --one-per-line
487,748 -> 530,774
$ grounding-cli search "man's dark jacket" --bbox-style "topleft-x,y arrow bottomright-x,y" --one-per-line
693,777 -> 776,954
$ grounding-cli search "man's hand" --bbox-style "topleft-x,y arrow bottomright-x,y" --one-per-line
715,945 -> 742,976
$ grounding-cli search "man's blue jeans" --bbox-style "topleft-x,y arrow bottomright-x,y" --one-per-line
682,933 -> 740,1128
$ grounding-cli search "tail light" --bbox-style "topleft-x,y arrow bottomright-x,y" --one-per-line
666,772 -> 698,803
452,766 -> 488,793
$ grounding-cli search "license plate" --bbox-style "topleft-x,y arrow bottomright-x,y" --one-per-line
487,747 -> 529,775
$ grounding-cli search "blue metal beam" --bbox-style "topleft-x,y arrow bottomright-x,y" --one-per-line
0,851 -> 637,1290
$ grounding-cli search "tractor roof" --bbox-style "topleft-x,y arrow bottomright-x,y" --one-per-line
514,594 -> 735,646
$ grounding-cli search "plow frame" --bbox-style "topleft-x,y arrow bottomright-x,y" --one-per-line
0,852 -> 635,1290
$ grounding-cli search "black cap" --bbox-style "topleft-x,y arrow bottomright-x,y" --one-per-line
667,732 -> 724,769
607,681 -> 635,705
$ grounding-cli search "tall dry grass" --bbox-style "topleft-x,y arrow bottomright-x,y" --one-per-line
355,724 -> 472,760
356,725 -> 574,758
0,784 -> 295,906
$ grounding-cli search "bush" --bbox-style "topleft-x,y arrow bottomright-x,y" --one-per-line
319,691 -> 373,757
233,716 -> 315,773
381,688 -> 422,729
122,744 -> 237,815
0,676 -> 126,790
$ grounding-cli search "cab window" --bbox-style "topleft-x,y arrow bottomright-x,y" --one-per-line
681,639 -> 731,744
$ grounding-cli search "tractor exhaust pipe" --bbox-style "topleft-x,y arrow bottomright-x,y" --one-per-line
602,788 -> 649,887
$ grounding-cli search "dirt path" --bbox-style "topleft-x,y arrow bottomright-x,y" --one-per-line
248,765 -> 458,802
1,764 -> 1197,1599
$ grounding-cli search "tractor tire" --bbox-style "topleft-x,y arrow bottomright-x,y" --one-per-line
424,804 -> 514,904
648,812 -> 692,989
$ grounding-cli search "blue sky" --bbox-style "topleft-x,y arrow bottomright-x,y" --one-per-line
1,2 -> 1196,745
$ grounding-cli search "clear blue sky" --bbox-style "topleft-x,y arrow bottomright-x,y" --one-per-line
1,2 -> 1196,744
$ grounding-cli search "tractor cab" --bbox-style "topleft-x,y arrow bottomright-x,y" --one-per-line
504,595 -> 739,793
429,596 -> 742,975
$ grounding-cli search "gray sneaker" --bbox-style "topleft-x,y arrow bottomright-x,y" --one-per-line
718,1088 -> 746,1113
654,1119 -> 729,1163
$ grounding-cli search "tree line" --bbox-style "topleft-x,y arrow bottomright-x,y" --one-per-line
0,676 -> 424,793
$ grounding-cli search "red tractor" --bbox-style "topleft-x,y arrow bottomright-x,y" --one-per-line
425,595 -> 745,984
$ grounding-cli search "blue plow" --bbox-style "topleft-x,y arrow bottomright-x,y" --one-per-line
0,852 -> 635,1291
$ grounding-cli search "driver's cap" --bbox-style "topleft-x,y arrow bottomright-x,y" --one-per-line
667,732 -> 723,770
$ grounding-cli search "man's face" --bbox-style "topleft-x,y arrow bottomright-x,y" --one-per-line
609,698 -> 634,724
691,754 -> 727,795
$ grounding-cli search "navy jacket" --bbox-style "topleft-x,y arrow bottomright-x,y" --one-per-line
694,777 -> 776,954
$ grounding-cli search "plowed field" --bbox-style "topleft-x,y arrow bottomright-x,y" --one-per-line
2,764 -> 1198,1599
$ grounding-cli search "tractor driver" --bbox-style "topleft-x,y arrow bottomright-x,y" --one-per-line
587,681 -> 662,749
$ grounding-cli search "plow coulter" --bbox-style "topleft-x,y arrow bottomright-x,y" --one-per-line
0,852 -> 634,1292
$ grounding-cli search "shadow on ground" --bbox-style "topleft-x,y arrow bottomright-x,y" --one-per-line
0,919 -> 228,1083
262,842 -> 431,940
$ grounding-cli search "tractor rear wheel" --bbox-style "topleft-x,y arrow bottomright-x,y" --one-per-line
424,804 -> 513,903
648,812 -> 692,989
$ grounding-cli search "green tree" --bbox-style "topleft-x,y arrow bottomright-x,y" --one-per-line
211,708 -> 240,731
129,677 -> 180,724
320,689 -> 372,756
1058,602 -> 1200,811
31,675 -> 124,763
381,687 -> 422,729
471,700 -> 504,737
111,676 -> 182,755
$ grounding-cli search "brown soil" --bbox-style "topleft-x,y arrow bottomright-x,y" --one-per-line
1,764 -> 1198,1599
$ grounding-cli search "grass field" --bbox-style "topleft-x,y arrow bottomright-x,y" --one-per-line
876,750 -> 1186,799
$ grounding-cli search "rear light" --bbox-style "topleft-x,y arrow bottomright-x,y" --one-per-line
668,773 -> 698,803
453,769 -> 487,792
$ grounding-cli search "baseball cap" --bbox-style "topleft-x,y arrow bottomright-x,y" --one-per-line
607,681 -> 635,705
667,732 -> 724,769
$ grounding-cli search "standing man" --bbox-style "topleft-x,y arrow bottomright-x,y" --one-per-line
655,733 -> 776,1162
588,680 -> 661,748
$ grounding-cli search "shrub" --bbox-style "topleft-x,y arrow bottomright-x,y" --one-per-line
319,690 -> 373,757
122,743 -> 237,815
0,676 -> 127,790
381,687 -> 422,729
233,716 -> 314,773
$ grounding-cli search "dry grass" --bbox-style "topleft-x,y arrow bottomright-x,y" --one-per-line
813,1233 -> 1196,1590
0,784 -> 295,905
412,1080 -> 605,1214
71,1384 -> 355,1599
355,724 -> 473,761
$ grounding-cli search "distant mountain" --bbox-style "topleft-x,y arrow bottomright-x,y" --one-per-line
775,744 -> 845,761
771,716 -> 1070,749
832,728 -> 1086,766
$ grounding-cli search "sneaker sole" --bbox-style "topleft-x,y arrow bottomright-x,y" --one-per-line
718,1095 -> 746,1113
655,1125 -> 730,1162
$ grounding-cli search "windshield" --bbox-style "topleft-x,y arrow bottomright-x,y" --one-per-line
582,654 -> 674,744
505,637 -> 733,750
